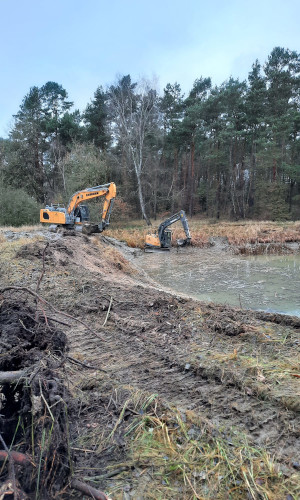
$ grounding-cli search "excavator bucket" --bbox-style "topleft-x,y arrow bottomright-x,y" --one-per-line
177,237 -> 191,247
82,224 -> 101,235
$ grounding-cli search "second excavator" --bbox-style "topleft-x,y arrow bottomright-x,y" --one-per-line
40,182 -> 116,234
145,210 -> 192,251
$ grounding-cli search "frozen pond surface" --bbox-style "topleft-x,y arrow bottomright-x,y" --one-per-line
135,248 -> 300,317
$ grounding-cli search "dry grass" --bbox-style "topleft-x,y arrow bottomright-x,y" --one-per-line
0,235 -> 46,289
92,237 -> 138,274
105,218 -> 300,250
127,405 -> 299,500
105,226 -> 146,248
1,220 -> 299,250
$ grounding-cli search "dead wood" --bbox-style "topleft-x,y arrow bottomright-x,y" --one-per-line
102,296 -> 113,326
84,465 -> 130,481
0,370 -> 28,383
66,356 -> 107,372
35,242 -> 49,294
70,478 -> 110,500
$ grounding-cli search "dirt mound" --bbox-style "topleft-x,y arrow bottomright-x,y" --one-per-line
0,299 -> 67,369
0,298 -> 70,499
15,239 -> 74,265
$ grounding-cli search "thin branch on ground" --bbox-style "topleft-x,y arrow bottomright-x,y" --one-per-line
102,296 -> 113,326
66,356 -> 107,372
70,478 -> 110,500
36,242 -> 49,294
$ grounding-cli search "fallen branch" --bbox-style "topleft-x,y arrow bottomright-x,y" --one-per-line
84,465 -> 130,481
26,311 -> 71,327
0,370 -> 28,384
102,296 -> 113,327
1,286 -> 105,341
70,478 -> 110,500
36,242 -> 49,294
66,356 -> 107,372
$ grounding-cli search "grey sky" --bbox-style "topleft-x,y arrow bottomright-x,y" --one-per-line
1,0 -> 299,137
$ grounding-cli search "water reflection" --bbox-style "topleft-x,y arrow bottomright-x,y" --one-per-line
135,249 -> 300,317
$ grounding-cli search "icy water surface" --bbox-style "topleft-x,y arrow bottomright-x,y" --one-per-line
136,248 -> 300,317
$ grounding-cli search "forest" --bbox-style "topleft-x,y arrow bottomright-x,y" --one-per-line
0,46 -> 300,226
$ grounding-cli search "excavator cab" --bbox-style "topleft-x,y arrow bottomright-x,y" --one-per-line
74,205 -> 89,223
160,228 -> 172,248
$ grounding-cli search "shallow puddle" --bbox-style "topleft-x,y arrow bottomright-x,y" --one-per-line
135,248 -> 300,317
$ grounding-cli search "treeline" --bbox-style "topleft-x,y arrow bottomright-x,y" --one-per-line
0,46 -> 300,225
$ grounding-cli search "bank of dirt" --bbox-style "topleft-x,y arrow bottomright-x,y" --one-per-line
0,230 -> 299,499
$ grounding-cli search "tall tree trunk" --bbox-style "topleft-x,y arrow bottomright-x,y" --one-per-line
189,140 -> 195,217
136,171 -> 151,225
35,138 -> 44,203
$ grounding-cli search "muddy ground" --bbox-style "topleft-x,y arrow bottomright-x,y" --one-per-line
0,229 -> 299,499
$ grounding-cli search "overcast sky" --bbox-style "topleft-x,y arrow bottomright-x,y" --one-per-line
1,0 -> 299,138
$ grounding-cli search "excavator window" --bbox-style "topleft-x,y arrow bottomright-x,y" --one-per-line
42,212 -> 50,220
164,229 -> 172,246
74,205 -> 89,222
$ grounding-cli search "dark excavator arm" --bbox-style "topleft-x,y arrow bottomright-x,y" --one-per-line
158,210 -> 191,247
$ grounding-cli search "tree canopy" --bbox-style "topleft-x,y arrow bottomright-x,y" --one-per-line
1,46 -> 299,224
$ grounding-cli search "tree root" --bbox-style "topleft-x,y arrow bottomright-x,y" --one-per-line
0,450 -> 32,465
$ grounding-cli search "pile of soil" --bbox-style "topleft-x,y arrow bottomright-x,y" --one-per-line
0,298 -> 70,499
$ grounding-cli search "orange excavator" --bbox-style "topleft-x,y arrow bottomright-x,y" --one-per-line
40,182 -> 116,234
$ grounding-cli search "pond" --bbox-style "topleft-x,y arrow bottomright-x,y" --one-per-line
135,248 -> 300,317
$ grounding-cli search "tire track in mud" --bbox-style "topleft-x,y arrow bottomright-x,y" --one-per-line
48,236 -> 299,464
69,322 -> 300,463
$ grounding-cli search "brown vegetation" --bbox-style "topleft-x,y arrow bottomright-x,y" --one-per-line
105,218 -> 300,253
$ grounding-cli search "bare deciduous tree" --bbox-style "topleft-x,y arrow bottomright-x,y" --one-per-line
108,75 -> 160,224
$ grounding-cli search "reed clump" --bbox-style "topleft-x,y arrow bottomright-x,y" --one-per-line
106,218 -> 300,250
